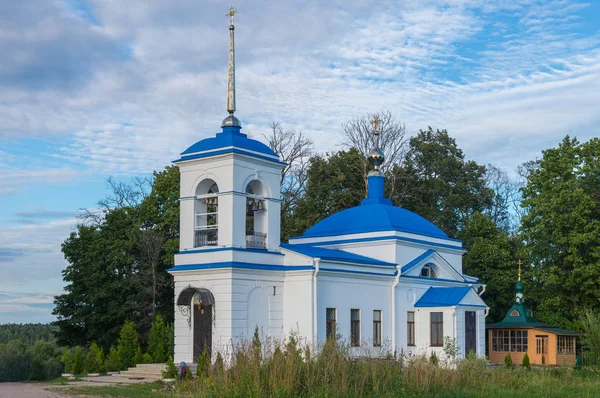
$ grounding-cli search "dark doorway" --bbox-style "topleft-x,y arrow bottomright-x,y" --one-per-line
193,302 -> 212,361
465,311 -> 477,355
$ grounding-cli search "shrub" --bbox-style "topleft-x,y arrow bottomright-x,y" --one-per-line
142,353 -> 153,364
196,346 -> 210,378
212,352 -> 224,376
522,352 -> 531,370
106,346 -> 122,372
148,315 -> 170,363
61,348 -> 73,373
135,346 -> 144,365
45,358 -> 63,380
429,351 -> 439,366
185,367 -> 192,381
504,353 -> 513,369
580,309 -> 600,363
116,320 -> 140,369
73,346 -> 84,375
162,356 -> 178,379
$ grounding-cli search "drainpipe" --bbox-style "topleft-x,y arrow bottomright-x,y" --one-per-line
478,284 -> 486,296
312,258 -> 321,346
391,269 -> 400,356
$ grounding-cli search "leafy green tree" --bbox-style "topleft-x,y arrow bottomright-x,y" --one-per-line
520,136 -> 600,328
0,340 -> 31,382
147,315 -> 169,363
117,320 -> 140,369
61,348 -> 73,373
459,212 -> 522,322
53,166 -> 178,349
394,127 -> 493,238
84,342 -> 102,373
579,309 -> 600,363
285,149 -> 365,239
73,346 -> 84,375
29,355 -> 46,381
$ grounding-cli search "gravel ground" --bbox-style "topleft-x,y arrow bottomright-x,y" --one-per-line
0,380 -> 132,397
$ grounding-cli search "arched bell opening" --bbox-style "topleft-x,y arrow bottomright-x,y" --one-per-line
177,286 -> 215,361
245,180 -> 267,249
194,179 -> 219,247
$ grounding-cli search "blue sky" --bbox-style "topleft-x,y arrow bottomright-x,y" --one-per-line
1,0 -> 599,324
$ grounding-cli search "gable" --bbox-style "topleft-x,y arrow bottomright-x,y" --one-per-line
401,250 -> 464,282
414,286 -> 487,307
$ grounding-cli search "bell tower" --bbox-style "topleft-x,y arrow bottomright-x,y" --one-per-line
174,7 -> 283,252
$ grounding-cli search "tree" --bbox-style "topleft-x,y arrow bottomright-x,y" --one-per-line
61,348 -> 73,373
342,110 -> 408,198
53,166 -> 178,349
116,320 -> 140,370
459,213 -> 522,323
84,342 -> 102,373
285,149 -> 365,238
105,345 -> 122,372
264,122 -> 314,242
520,136 -> 600,328
483,165 -> 522,233
147,315 -> 170,363
73,346 -> 84,375
579,309 -> 600,363
394,127 -> 493,238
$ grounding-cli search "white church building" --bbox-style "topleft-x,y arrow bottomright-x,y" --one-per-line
168,9 -> 488,364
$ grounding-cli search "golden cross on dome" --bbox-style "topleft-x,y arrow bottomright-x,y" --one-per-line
226,6 -> 236,25
518,259 -> 522,281
373,115 -> 380,135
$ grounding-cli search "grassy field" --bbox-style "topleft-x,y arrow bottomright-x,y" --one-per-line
57,340 -> 600,397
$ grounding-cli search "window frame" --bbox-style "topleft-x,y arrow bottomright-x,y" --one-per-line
373,310 -> 382,347
326,308 -> 337,340
350,309 -> 361,347
557,335 -> 575,355
430,312 -> 443,347
407,311 -> 415,346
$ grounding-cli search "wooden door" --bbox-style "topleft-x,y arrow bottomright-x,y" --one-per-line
193,303 -> 213,361
465,311 -> 477,355
536,336 -> 548,365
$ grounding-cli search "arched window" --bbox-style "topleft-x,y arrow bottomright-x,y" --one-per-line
421,264 -> 436,278
510,309 -> 520,317
194,180 -> 219,247
245,180 -> 266,249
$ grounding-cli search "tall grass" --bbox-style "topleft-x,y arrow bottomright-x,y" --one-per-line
177,335 -> 600,397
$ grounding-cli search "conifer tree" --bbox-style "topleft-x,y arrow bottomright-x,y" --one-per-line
106,346 -> 122,372
84,342 -> 101,373
61,348 -> 73,374
147,315 -> 169,363
116,320 -> 140,369
73,346 -> 84,375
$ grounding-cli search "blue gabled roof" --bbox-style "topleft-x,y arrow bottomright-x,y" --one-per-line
174,126 -> 281,164
299,204 -> 449,240
414,286 -> 473,307
280,243 -> 396,267
401,249 -> 436,273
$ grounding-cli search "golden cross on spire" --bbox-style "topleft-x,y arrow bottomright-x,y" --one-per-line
518,259 -> 522,281
227,6 -> 236,25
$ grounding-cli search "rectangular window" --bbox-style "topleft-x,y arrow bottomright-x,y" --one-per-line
351,309 -> 360,347
373,310 -> 382,347
509,330 -> 528,352
430,312 -> 443,346
557,336 -> 575,354
491,330 -> 510,352
407,311 -> 415,346
326,308 -> 336,340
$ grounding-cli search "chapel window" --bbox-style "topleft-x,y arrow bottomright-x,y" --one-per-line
407,311 -> 415,346
430,312 -> 443,347
421,264 -> 436,278
326,308 -> 337,340
557,336 -> 576,354
373,310 -> 382,347
510,309 -> 520,317
351,309 -> 360,347
245,181 -> 267,249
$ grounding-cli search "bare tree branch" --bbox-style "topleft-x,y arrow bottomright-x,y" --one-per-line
263,122 -> 314,214
341,110 -> 408,197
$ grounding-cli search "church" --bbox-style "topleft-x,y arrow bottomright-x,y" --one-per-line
168,9 -> 488,364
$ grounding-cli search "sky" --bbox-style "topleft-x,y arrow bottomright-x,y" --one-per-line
1,0 -> 599,324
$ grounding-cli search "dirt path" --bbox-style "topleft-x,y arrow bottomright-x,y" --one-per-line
0,381 -> 116,397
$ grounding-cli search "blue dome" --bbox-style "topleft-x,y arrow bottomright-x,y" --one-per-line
301,203 -> 449,239
175,126 -> 280,163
